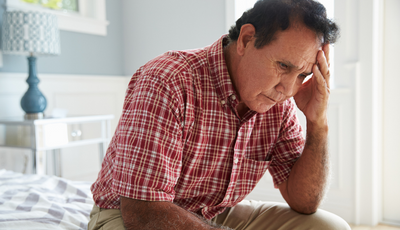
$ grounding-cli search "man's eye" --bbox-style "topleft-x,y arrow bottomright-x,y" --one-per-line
299,74 -> 311,83
279,62 -> 288,69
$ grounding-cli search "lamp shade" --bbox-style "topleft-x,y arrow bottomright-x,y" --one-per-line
2,11 -> 60,56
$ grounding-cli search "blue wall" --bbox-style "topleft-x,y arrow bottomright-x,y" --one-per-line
0,0 -> 228,76
0,0 -> 124,76
122,0 -> 227,75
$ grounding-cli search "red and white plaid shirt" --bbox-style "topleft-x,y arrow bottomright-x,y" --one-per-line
91,35 -> 304,219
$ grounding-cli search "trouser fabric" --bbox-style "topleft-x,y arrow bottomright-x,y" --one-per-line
88,200 -> 351,230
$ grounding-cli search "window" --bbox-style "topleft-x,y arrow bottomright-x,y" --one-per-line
6,0 -> 109,36
20,0 -> 79,12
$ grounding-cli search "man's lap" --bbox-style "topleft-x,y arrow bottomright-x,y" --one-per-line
88,200 -> 351,230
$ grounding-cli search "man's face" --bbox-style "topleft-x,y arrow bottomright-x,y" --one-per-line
233,24 -> 321,113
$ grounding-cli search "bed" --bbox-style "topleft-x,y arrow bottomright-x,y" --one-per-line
0,169 -> 94,230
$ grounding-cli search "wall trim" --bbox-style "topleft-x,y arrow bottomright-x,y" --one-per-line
354,0 -> 384,226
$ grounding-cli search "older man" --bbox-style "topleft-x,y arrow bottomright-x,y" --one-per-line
89,0 -> 350,229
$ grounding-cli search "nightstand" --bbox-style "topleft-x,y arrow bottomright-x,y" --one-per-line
0,114 -> 114,176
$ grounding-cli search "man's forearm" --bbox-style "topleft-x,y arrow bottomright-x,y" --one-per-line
120,197 -> 231,230
284,120 -> 330,214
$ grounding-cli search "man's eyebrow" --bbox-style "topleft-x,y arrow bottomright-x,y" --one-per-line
282,60 -> 313,76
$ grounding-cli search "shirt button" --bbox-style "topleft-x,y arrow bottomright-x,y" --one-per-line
231,95 -> 236,100
234,158 -> 239,164
221,100 -> 226,105
226,195 -> 230,200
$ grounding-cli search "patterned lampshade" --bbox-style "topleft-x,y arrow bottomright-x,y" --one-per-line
2,11 -> 60,56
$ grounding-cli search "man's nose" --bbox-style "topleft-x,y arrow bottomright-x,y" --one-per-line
275,74 -> 297,96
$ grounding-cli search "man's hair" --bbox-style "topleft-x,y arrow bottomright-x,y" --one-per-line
228,0 -> 340,48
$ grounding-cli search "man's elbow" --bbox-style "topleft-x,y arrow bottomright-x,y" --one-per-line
279,181 -> 323,215
292,205 -> 318,215
288,197 -> 322,215
288,198 -> 321,215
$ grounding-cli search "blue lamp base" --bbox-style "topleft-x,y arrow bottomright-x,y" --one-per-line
21,56 -> 47,119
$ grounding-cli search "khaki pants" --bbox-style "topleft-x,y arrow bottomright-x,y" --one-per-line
88,200 -> 351,230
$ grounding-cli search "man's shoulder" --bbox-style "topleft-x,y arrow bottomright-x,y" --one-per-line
138,47 -> 208,80
126,47 -> 211,104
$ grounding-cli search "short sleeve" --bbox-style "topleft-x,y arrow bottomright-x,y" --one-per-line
111,74 -> 183,202
268,99 -> 305,188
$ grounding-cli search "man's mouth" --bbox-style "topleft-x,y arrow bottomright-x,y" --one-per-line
263,95 -> 277,103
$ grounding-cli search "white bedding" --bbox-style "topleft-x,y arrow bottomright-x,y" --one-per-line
0,170 -> 94,230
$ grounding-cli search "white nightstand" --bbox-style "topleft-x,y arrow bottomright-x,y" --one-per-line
0,114 -> 114,176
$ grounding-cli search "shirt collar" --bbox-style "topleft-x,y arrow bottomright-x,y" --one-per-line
206,35 -> 237,104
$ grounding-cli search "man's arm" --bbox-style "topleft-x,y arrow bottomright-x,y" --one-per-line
120,196 -> 231,230
279,44 -> 331,214
278,121 -> 329,214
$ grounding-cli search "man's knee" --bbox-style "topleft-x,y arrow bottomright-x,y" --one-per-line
226,200 -> 351,230
305,208 -> 351,230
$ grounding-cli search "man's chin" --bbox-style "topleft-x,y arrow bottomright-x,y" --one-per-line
254,104 -> 275,114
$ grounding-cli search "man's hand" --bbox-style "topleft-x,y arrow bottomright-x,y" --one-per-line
120,196 -> 230,230
278,44 -> 331,214
294,44 -> 331,126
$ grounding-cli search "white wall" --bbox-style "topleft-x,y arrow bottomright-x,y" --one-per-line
382,0 -> 400,225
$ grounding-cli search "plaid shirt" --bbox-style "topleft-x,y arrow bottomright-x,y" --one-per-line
91,35 -> 304,220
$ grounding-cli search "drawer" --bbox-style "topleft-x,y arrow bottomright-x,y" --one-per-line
0,124 -> 32,147
0,121 -> 105,150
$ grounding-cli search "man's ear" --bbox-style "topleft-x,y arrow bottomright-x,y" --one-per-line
237,24 -> 256,56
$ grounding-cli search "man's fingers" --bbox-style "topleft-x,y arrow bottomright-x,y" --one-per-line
313,64 -> 330,96
322,44 -> 330,67
316,50 -> 330,89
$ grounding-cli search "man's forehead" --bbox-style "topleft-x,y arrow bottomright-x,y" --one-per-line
281,58 -> 314,75
274,45 -> 320,69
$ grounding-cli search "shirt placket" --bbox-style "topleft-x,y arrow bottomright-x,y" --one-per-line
216,118 -> 250,208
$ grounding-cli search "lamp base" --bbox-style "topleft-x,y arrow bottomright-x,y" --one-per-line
21,56 -> 47,115
24,113 -> 44,120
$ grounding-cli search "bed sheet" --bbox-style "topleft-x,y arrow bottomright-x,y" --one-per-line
0,170 -> 94,230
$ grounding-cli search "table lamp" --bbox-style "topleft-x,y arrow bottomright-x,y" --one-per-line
2,11 -> 60,119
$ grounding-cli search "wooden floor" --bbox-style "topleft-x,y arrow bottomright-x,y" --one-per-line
350,224 -> 400,230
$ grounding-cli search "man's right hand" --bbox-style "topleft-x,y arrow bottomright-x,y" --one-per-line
120,196 -> 229,230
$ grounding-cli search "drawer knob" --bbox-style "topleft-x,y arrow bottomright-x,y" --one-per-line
71,130 -> 82,137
